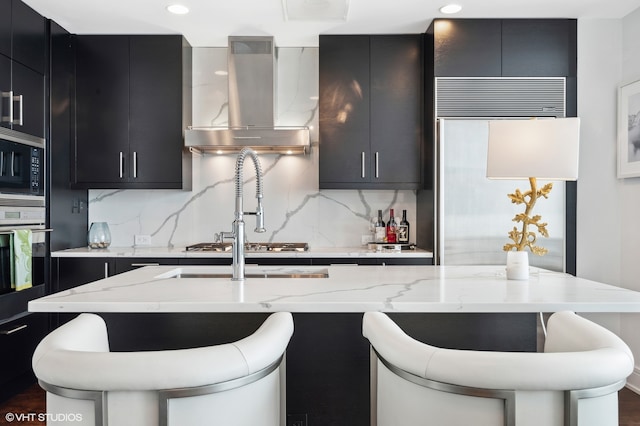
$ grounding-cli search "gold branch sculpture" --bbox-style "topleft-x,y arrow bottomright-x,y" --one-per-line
503,177 -> 553,255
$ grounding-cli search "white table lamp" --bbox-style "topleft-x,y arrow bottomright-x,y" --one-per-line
487,118 -> 580,280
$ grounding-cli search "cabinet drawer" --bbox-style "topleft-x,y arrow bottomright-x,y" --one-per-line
0,284 -> 45,322
0,313 -> 47,384
115,257 -> 183,274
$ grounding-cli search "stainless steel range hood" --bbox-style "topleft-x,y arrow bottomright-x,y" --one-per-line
186,36 -> 310,155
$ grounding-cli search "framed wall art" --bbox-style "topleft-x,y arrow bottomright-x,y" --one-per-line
618,79 -> 640,178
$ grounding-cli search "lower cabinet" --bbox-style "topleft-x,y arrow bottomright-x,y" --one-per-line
0,283 -> 47,403
55,257 -> 115,292
0,312 -> 47,402
115,257 -> 184,274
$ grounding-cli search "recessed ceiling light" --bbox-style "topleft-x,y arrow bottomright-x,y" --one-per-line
167,4 -> 189,15
439,4 -> 462,14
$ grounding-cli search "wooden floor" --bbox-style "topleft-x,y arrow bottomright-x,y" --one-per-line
0,384 -> 639,425
620,387 -> 640,426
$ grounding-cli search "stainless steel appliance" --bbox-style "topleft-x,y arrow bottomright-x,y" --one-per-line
0,127 -> 44,200
434,77 -> 567,272
0,128 -> 46,295
186,242 -> 309,252
0,204 -> 47,295
185,36 -> 310,155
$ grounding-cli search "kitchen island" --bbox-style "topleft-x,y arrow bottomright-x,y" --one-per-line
29,264 -> 640,313
29,264 -> 640,426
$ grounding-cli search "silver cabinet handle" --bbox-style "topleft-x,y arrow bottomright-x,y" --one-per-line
361,152 -> 366,178
104,262 -> 109,278
0,324 -> 27,335
119,152 -> 124,178
10,151 -> 14,176
375,152 -> 379,178
130,263 -> 159,267
1,91 -> 13,123
133,151 -> 137,178
13,94 -> 23,126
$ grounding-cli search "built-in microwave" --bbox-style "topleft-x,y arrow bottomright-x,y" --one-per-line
0,127 -> 44,199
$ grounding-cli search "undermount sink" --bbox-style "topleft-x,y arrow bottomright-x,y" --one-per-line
156,267 -> 329,279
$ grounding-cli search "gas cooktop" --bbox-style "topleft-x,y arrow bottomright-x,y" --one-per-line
185,242 -> 309,252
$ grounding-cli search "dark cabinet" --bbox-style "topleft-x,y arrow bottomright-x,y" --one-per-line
0,312 -> 47,402
48,21 -> 89,253
433,19 -> 501,77
430,18 -> 576,78
370,36 -> 423,186
501,20 -> 577,77
0,1 -> 11,59
0,0 -> 45,138
73,35 -> 192,190
319,35 -> 370,187
52,257 -> 115,327
75,36 -> 129,186
319,34 -> 423,189
129,37 -> 188,186
0,0 -> 45,72
10,0 -> 46,74
9,60 -> 45,137
54,257 -> 115,292
115,257 -> 183,274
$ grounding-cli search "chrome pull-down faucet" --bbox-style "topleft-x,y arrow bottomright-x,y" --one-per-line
219,147 -> 265,281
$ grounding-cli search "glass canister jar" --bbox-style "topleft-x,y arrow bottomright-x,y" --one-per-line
88,222 -> 111,249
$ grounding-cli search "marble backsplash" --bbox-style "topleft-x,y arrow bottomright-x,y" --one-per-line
88,47 -> 417,248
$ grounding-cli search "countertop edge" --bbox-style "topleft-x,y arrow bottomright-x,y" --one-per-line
51,246 -> 434,259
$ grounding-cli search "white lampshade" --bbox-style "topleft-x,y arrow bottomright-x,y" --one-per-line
486,118 -> 580,180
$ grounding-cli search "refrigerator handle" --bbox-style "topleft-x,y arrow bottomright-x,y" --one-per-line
435,119 -> 445,265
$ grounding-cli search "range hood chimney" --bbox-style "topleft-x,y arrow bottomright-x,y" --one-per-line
186,36 -> 310,154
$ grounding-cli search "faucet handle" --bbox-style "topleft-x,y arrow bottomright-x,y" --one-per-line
254,200 -> 266,233
217,231 -> 234,242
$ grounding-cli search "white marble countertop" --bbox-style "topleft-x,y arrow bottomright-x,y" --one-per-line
51,246 -> 433,259
28,264 -> 640,314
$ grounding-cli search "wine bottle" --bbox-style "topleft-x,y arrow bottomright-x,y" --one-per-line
374,210 -> 386,243
386,209 -> 397,243
398,209 -> 410,243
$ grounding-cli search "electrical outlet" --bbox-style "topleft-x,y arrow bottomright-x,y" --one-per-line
134,234 -> 152,246
287,413 -> 307,426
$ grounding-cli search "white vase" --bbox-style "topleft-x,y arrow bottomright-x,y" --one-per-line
506,251 -> 529,280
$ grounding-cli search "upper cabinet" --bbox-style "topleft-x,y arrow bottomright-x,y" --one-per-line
0,1 -> 12,59
319,34 -> 423,189
433,19 -> 502,77
73,35 -> 192,190
0,0 -> 45,138
430,19 -> 577,78
9,0 -> 46,73
501,20 -> 576,77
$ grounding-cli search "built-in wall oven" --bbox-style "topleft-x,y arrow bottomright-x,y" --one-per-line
0,127 -> 46,296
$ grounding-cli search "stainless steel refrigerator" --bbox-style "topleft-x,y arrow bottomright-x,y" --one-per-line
430,77 -> 569,272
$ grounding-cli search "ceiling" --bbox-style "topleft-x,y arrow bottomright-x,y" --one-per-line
22,0 -> 640,47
